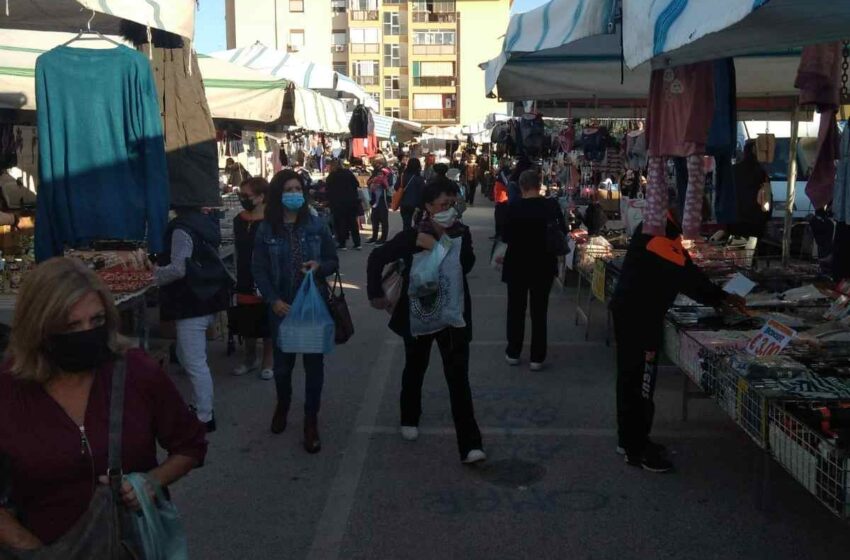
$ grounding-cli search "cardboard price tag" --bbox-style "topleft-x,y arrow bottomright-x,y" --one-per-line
745,320 -> 796,357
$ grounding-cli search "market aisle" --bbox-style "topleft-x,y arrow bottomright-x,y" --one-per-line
172,199 -> 850,559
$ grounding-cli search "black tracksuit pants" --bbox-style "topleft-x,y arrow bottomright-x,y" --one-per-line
613,312 -> 659,456
505,275 -> 553,363
401,328 -> 482,458
370,203 -> 389,242
335,212 -> 361,247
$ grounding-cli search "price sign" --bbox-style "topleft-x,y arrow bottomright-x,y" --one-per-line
745,320 -> 796,357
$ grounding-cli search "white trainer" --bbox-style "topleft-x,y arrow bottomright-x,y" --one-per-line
400,426 -> 419,441
232,363 -> 258,376
505,355 -> 520,366
530,362 -> 544,371
259,368 -> 274,381
462,449 -> 487,464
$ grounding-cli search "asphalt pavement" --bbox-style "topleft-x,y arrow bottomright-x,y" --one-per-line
168,199 -> 850,560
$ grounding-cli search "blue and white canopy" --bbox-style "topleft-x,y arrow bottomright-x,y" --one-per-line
623,0 -> 850,69
212,43 -> 378,111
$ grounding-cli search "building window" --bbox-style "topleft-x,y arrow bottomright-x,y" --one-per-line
350,28 -> 380,54
383,44 -> 400,67
352,61 -> 380,86
385,108 -> 401,118
331,0 -> 346,13
412,0 -> 457,23
413,93 -> 457,121
412,61 -> 456,86
331,31 -> 347,53
288,30 -> 305,52
384,76 -> 400,99
333,63 -> 347,76
349,0 -> 379,20
412,30 -> 456,55
289,0 -> 304,12
383,11 -> 400,35
370,92 -> 381,106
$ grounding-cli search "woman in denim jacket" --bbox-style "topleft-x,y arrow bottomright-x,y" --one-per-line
252,170 -> 339,453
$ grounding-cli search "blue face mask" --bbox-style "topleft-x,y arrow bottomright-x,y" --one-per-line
282,192 -> 305,211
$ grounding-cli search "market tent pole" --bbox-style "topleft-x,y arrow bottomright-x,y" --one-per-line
782,106 -> 800,265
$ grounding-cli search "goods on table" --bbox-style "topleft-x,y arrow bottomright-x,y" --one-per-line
66,249 -> 154,294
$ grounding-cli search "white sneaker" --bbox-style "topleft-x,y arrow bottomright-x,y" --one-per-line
505,355 -> 520,366
530,362 -> 544,371
400,426 -> 419,441
462,449 -> 487,464
259,368 -> 274,381
232,363 -> 258,376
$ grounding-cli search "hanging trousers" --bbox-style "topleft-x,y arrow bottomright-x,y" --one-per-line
401,328 -> 482,458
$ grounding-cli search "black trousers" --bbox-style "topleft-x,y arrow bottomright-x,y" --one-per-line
465,181 -> 477,205
505,275 -> 553,363
401,329 -> 482,458
613,313 -> 659,456
335,212 -> 360,247
370,204 -> 389,242
400,207 -> 416,232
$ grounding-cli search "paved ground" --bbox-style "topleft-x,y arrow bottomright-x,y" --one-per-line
166,200 -> 850,559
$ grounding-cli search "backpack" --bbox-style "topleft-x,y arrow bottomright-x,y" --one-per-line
520,114 -> 545,157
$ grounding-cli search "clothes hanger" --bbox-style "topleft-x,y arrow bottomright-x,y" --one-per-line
61,11 -> 122,47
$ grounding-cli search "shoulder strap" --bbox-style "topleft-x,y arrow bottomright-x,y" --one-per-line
108,359 -> 126,499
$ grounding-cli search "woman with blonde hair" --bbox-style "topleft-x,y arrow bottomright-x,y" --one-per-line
0,257 -> 206,549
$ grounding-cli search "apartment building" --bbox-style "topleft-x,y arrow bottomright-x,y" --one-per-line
226,0 -> 510,127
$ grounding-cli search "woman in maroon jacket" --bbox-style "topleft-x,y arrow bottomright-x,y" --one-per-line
0,257 -> 207,549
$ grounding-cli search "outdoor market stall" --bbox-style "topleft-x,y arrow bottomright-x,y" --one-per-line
486,0 -> 850,520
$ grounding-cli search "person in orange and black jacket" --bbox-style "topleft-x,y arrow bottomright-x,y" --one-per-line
609,196 -> 746,474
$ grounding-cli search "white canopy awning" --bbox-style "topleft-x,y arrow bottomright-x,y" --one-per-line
211,43 -> 378,111
0,30 -> 349,133
623,0 -> 850,69
372,114 -> 423,142
0,0 -> 195,39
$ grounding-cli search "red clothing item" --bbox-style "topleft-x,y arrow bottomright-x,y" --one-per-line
0,349 -> 207,544
646,62 -> 715,158
493,181 -> 509,204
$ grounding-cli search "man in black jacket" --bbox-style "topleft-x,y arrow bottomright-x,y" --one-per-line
609,208 -> 745,473
325,159 -> 362,250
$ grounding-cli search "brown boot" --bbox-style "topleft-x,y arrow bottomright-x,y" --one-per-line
270,401 -> 289,434
304,414 -> 321,454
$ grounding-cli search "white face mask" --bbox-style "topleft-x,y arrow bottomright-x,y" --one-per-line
432,207 -> 458,228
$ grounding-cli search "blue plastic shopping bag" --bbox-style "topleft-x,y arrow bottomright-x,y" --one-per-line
126,473 -> 189,560
278,271 -> 336,354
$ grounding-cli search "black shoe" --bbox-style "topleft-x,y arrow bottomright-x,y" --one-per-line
365,239 -> 377,244
271,401 -> 289,434
625,448 -> 673,473
304,414 -> 321,454
353,245 -> 362,251
205,416 -> 217,433
617,440 -> 667,456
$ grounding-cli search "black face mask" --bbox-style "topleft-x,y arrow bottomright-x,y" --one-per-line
45,325 -> 113,373
240,197 -> 256,211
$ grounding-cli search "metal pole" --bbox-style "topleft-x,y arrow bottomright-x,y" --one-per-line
273,0 -> 279,50
782,106 -> 800,265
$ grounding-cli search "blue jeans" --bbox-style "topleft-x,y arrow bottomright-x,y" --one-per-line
273,349 -> 324,416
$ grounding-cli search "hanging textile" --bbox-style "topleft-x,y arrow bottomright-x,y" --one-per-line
835,124 -> 850,224
34,45 -> 169,262
795,42 -> 842,210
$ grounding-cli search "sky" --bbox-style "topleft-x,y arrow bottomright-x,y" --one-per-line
194,0 -> 226,54
192,0 -> 540,55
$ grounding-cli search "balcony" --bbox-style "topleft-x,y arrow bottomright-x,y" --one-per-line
411,11 -> 458,24
350,43 -> 380,54
354,76 -> 379,86
413,76 -> 456,87
411,44 -> 456,56
412,108 -> 457,122
350,10 -> 379,21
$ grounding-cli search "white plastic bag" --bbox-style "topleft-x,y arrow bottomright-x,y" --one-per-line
408,236 -> 450,298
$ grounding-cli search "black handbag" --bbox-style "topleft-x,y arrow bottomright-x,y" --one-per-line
185,239 -> 234,301
327,271 -> 354,344
545,220 -> 569,256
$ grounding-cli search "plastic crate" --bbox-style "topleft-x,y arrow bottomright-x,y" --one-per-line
769,403 -> 850,519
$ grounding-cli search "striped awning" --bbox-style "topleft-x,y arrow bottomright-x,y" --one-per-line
211,43 -> 378,111
0,0 -> 195,39
623,0 -> 850,69
372,115 -> 423,142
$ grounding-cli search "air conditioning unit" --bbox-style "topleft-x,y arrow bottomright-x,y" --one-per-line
333,45 -> 345,53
